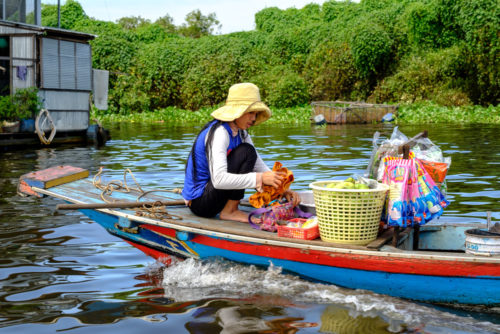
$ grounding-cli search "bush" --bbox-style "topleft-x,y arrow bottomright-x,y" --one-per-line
322,0 -> 361,22
255,5 -> 320,33
371,46 -> 470,105
179,35 -> 269,110
132,39 -> 193,110
453,0 -> 499,105
66,0 -> 499,114
251,66 -> 310,108
304,41 -> 359,101
0,87 -> 42,121
0,96 -> 17,121
350,19 -> 393,80
403,2 -> 441,49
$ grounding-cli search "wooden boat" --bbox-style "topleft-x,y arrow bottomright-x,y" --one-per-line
18,166 -> 500,306
311,101 -> 398,124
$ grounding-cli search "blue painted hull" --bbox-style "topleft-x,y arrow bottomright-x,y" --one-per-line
83,208 -> 500,306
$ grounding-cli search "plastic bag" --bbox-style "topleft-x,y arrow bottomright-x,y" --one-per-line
419,159 -> 449,184
414,159 -> 450,222
408,162 -> 429,225
366,127 -> 409,181
411,136 -> 452,186
248,201 -> 313,232
382,157 -> 449,227
382,157 -> 413,227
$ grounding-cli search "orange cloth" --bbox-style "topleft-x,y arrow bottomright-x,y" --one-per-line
249,161 -> 294,208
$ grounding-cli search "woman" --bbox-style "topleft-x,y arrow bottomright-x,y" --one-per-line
182,83 -> 300,223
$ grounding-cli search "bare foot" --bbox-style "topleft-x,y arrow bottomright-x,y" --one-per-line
219,199 -> 253,223
220,209 -> 250,223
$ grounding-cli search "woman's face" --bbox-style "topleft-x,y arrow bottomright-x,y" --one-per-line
235,111 -> 257,130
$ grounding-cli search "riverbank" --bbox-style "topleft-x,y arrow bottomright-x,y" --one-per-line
92,102 -> 500,125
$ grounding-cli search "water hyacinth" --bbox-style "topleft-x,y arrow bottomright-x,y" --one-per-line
93,103 -> 500,125
93,105 -> 313,125
396,103 -> 500,124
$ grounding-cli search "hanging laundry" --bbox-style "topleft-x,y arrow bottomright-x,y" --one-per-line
16,66 -> 27,80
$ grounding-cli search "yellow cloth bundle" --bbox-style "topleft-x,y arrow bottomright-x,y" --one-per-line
249,161 -> 294,208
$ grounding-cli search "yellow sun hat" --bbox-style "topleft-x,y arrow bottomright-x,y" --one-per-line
211,83 -> 271,126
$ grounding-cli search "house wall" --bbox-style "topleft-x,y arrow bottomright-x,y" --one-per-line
11,34 -> 35,89
38,90 -> 90,131
39,37 -> 92,131
0,23 -> 94,132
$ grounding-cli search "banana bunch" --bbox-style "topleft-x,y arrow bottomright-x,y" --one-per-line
326,177 -> 369,190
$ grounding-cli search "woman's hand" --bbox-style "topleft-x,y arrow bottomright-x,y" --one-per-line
262,171 -> 284,189
284,190 -> 301,207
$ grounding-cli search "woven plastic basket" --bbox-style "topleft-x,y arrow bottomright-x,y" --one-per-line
277,219 -> 319,240
309,180 -> 389,245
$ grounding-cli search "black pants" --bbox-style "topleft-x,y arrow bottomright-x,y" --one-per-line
190,143 -> 257,218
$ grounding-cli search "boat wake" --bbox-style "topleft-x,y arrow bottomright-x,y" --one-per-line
152,257 -> 500,334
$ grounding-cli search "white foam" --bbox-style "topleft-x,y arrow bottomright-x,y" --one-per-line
155,258 -> 500,333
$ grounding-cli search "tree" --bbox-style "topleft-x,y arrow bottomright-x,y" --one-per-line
178,9 -> 221,38
117,16 -> 151,30
155,14 -> 177,34
41,0 -> 87,30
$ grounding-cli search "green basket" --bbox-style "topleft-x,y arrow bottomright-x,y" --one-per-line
309,180 -> 389,245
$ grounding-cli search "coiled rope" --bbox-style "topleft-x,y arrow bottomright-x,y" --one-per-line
92,167 -> 183,221
35,109 -> 57,145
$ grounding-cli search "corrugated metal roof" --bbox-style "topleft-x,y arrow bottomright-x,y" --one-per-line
0,20 -> 95,40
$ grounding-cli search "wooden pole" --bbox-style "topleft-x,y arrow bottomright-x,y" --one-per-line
57,0 -> 61,28
392,143 -> 412,248
56,200 -> 185,210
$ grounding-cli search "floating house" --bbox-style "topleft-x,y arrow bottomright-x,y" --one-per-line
0,0 -> 108,149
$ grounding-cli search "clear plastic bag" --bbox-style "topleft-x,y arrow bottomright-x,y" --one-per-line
366,128 -> 452,189
366,127 -> 409,181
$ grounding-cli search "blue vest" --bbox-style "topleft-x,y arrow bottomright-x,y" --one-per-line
182,121 -> 242,200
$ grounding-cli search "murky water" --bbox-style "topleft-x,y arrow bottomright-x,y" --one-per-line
1,122 -> 499,333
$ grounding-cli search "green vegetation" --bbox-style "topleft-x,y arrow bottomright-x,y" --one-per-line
397,103 -> 500,124
92,105 -> 313,125
44,0 -> 499,124
92,103 -> 500,125
0,87 -> 43,122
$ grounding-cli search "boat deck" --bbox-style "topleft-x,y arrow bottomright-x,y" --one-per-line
33,178 -> 397,251
26,176 -> 498,261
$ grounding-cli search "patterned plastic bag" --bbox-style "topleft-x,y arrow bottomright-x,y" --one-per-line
383,158 -> 412,227
248,201 -> 312,232
414,158 -> 450,222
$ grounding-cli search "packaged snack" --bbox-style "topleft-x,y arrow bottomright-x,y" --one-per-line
302,217 -> 318,229
382,158 -> 413,227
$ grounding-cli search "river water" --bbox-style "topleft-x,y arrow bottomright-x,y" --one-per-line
0,122 -> 499,333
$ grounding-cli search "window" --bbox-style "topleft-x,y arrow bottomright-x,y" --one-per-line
0,0 -> 39,25
0,36 -> 8,95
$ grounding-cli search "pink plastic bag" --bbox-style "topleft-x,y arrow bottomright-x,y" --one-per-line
383,158 -> 412,227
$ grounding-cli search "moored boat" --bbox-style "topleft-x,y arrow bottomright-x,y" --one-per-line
18,165 -> 500,306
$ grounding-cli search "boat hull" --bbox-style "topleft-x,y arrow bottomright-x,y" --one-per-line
17,167 -> 499,307
84,208 -> 500,306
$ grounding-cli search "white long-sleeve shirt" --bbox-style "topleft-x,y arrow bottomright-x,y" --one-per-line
208,125 -> 270,189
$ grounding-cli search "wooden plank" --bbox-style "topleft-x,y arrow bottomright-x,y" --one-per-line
39,176 -> 414,252
366,228 -> 394,249
19,165 -> 89,190
43,179 -> 372,251
56,200 -> 186,210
